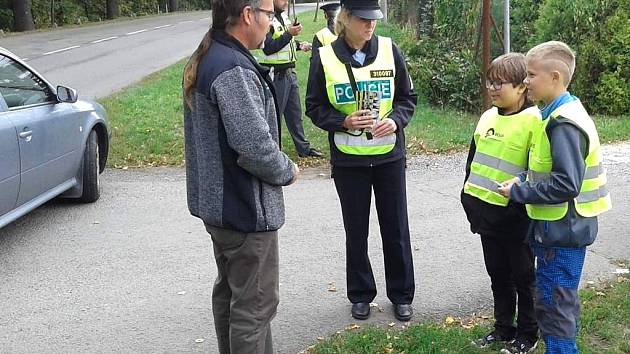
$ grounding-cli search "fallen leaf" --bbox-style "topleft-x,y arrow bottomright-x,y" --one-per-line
317,337 -> 324,341
596,291 -> 606,296
445,316 -> 456,325
388,322 -> 396,327
327,282 -> 337,292
346,324 -> 361,331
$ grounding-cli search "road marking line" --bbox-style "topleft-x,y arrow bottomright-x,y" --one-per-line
91,36 -> 118,44
179,20 -> 193,24
154,24 -> 173,29
198,17 -> 211,21
126,29 -> 148,35
42,45 -> 80,56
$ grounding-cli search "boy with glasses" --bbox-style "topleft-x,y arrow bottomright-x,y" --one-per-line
461,53 -> 541,353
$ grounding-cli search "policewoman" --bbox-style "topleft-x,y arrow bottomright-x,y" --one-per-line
306,0 -> 418,321
311,2 -> 340,56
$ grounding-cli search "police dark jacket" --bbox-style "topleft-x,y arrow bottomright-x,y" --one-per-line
305,35 -> 417,167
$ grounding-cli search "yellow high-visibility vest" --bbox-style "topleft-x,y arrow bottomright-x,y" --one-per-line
464,106 -> 542,206
315,27 -> 337,47
251,12 -> 297,65
526,100 -> 612,220
319,36 -> 396,155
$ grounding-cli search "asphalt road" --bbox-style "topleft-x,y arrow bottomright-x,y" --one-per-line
1,144 -> 628,353
0,4 -> 315,99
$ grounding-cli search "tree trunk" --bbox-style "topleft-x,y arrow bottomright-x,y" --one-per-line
106,0 -> 119,19
82,0 -> 90,20
168,0 -> 178,12
418,0 -> 433,37
12,0 -> 35,31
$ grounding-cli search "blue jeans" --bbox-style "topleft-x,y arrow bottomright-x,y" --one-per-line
532,241 -> 586,354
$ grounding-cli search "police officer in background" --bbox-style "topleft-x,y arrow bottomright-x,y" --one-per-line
306,0 -> 418,322
311,2 -> 340,57
253,0 -> 324,158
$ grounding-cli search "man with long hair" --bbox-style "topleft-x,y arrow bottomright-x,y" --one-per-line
183,0 -> 298,352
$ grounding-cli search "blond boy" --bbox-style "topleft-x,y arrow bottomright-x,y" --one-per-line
499,41 -> 612,354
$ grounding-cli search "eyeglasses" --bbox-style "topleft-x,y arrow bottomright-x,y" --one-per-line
485,80 -> 512,90
255,8 -> 276,21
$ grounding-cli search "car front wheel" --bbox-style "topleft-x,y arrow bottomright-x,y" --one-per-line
78,130 -> 100,203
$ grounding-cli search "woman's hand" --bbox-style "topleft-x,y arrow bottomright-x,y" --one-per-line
343,110 -> 374,130
371,118 -> 397,138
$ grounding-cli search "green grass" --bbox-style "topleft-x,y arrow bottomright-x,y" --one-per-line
307,272 -> 630,354
100,62 -> 186,167
98,11 -> 630,168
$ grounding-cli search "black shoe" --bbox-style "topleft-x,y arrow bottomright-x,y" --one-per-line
351,302 -> 370,320
471,331 -> 513,348
298,148 -> 324,158
393,304 -> 413,321
500,336 -> 539,354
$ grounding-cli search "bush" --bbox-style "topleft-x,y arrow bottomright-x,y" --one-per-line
0,0 -> 212,32
0,5 -> 12,32
535,0 -> 630,115
403,38 -> 481,113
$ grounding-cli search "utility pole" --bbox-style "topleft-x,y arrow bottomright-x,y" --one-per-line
504,0 -> 510,53
381,0 -> 388,23
482,0 -> 491,110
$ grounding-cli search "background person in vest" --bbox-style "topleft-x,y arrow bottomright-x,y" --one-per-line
256,0 -> 324,158
310,2 -> 340,57
461,53 -> 540,354
182,0 -> 299,352
499,41 -> 612,354
305,0 -> 417,322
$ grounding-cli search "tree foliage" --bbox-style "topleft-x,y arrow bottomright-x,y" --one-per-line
388,0 -> 629,115
1,0 -> 210,31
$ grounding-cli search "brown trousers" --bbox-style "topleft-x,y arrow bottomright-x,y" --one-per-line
206,225 -> 279,354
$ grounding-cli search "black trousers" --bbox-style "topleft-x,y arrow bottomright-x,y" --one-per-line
272,70 -> 311,156
480,234 -> 538,340
332,158 -> 415,304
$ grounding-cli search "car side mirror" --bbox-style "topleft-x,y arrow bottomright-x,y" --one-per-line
57,85 -> 78,103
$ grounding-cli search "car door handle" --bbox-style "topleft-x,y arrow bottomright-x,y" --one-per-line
19,130 -> 33,139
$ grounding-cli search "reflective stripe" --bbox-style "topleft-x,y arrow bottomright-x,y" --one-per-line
529,165 -> 604,182
536,203 -> 567,209
467,173 -> 502,192
577,186 -> 610,203
472,151 -> 525,176
528,170 -> 550,182
584,163 -> 604,180
334,132 -> 396,148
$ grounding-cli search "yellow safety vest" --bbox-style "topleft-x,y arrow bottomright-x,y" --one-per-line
464,106 -> 542,206
526,100 -> 612,220
251,12 -> 297,65
319,36 -> 396,155
315,27 -> 337,47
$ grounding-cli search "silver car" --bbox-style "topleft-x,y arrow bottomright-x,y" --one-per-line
0,47 -> 110,229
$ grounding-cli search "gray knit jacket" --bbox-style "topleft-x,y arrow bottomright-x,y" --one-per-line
184,30 -> 296,233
